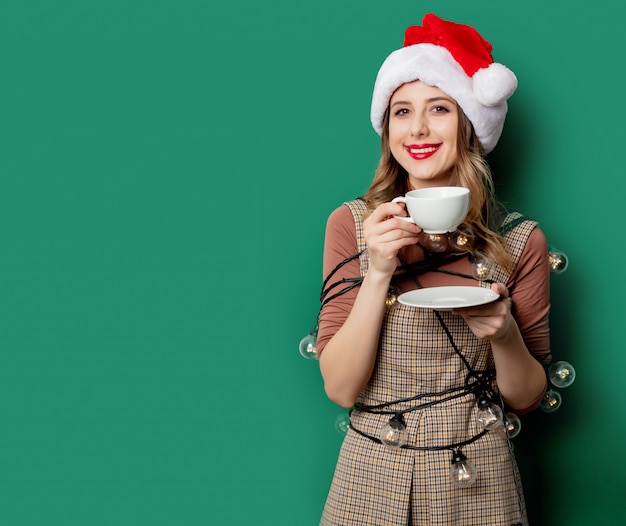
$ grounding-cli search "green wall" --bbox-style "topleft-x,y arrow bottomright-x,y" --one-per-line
1,1 -> 624,524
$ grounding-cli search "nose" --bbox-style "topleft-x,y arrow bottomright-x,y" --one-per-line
410,114 -> 428,137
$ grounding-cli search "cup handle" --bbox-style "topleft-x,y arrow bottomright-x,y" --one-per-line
391,196 -> 415,223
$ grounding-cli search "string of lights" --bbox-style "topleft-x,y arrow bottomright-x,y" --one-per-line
299,225 -> 576,502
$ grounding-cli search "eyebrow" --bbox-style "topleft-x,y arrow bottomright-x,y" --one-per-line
390,97 -> 455,107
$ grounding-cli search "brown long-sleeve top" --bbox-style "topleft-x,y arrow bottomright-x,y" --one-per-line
317,203 -> 552,366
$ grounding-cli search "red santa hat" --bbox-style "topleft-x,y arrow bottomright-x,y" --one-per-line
371,13 -> 517,154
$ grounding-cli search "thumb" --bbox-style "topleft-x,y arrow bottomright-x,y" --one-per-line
491,282 -> 509,298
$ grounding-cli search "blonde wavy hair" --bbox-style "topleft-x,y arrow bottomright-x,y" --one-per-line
363,107 -> 513,270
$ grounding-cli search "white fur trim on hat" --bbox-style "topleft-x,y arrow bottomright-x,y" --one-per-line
370,44 -> 515,154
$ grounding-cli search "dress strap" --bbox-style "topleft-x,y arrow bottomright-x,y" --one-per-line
344,198 -> 369,278
492,211 -> 538,285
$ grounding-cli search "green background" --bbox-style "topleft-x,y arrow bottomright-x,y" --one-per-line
1,1 -> 624,524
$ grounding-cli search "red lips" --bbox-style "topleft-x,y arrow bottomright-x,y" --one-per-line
405,143 -> 441,160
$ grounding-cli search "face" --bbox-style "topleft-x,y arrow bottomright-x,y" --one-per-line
388,80 -> 459,189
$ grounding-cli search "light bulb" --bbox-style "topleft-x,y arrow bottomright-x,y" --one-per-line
470,253 -> 496,281
386,287 -> 399,310
504,412 -> 522,439
476,398 -> 503,430
540,389 -> 562,413
450,449 -> 477,488
334,412 -> 350,435
422,233 -> 449,253
548,361 -> 576,388
299,324 -> 318,360
453,232 -> 469,249
450,224 -> 474,252
454,234 -> 469,248
548,249 -> 568,274
380,415 -> 407,449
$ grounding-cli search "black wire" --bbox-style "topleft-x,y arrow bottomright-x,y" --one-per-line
354,379 -> 492,415
394,250 -> 525,522
316,218 -> 529,522
320,278 -> 363,306
317,245 -> 492,311
355,385 -> 469,412
359,388 -> 474,415
319,249 -> 365,303
396,252 -> 495,393
317,247 -> 498,401
348,420 -> 489,452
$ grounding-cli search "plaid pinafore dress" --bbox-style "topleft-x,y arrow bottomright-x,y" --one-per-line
321,199 -> 538,526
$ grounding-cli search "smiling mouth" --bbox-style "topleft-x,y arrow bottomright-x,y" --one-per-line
407,145 -> 439,154
405,144 -> 441,159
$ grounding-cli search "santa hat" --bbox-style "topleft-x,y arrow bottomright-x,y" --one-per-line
370,13 -> 517,154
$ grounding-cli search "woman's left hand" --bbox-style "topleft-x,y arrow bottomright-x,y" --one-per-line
452,283 -> 514,342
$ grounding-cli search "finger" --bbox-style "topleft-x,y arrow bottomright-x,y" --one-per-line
385,217 -> 422,234
368,201 -> 408,222
452,298 -> 509,317
491,282 -> 509,298
369,231 -> 420,254
365,217 -> 421,241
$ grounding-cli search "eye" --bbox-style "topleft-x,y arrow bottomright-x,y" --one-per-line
393,108 -> 410,117
431,105 -> 450,114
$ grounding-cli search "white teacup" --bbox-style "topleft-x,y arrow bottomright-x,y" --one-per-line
392,186 -> 470,234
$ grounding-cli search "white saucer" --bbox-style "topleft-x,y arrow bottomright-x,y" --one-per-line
397,286 -> 499,311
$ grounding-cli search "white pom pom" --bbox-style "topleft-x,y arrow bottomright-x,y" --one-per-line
473,63 -> 518,106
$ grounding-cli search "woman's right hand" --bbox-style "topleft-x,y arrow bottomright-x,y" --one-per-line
319,201 -> 421,407
363,201 -> 422,275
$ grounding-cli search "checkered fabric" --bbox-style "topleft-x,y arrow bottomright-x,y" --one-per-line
320,199 -> 536,526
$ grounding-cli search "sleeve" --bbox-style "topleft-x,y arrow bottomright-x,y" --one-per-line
316,205 -> 362,358
508,226 -> 552,366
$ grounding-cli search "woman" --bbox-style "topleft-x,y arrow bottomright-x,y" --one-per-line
316,13 -> 551,525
